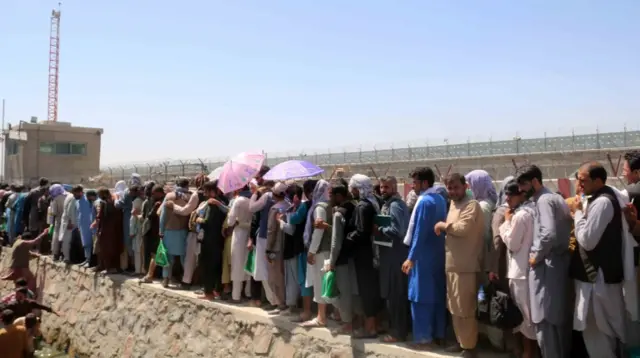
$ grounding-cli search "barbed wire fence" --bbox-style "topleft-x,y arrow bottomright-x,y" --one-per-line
93,134 -> 637,189
73,125 -> 638,188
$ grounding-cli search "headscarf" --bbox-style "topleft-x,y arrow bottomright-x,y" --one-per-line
114,180 -> 127,198
465,169 -> 498,204
348,174 -> 380,213
130,173 -> 142,186
132,195 -> 143,213
49,184 -> 65,199
303,179 -> 331,247
497,175 -> 514,207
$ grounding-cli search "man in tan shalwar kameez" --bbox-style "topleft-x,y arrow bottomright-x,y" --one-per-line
435,173 -> 484,358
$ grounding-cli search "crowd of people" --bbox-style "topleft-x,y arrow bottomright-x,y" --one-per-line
2,151 -> 640,358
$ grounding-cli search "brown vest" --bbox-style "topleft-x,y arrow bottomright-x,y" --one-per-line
161,192 -> 191,231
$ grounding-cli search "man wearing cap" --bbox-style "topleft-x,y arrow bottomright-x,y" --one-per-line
249,166 -> 279,308
265,182 -> 291,314
498,180 -> 537,358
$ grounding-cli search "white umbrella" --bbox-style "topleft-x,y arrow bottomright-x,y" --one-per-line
208,166 -> 224,181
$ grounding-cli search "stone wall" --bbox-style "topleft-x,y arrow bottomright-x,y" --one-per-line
0,247 -> 504,358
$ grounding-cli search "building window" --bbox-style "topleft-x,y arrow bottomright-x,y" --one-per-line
39,142 -> 87,155
71,143 -> 86,155
6,140 -> 19,155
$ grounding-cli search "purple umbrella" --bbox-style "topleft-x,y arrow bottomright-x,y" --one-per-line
263,160 -> 324,181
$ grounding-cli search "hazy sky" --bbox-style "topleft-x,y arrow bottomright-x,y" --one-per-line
2,1 -> 639,166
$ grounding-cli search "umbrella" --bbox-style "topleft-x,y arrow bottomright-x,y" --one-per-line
207,166 -> 224,181
218,152 -> 265,194
262,160 -> 324,181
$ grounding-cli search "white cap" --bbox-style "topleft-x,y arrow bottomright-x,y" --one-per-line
273,182 -> 288,196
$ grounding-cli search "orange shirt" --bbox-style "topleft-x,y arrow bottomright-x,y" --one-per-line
0,324 -> 31,358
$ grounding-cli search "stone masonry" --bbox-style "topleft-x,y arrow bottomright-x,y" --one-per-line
0,247 -> 505,358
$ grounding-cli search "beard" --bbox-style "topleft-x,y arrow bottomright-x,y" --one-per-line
524,187 -> 535,199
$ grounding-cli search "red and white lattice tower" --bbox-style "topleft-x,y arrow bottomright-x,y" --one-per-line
47,6 -> 61,122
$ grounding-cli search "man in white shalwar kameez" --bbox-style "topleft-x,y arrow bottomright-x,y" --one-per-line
227,190 -> 252,302
498,180 -> 536,358
60,186 -> 83,263
571,162 -> 626,358
129,196 -> 145,275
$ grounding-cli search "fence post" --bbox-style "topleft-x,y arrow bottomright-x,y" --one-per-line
107,167 -> 113,187
146,162 -> 153,181
119,166 -> 126,180
163,162 -> 169,183
179,160 -> 187,177
197,158 -> 207,173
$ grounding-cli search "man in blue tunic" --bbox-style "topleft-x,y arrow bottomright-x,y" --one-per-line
77,190 -> 97,268
402,167 -> 448,350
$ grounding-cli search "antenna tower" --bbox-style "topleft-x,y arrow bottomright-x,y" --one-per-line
47,5 -> 61,122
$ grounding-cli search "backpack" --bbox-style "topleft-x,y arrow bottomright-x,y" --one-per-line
476,282 -> 523,330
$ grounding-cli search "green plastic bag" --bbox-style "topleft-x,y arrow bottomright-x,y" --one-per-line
155,241 -> 169,267
244,249 -> 256,276
48,225 -> 54,236
321,270 -> 339,299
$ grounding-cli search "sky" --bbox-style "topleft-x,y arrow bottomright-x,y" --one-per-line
1,1 -> 639,166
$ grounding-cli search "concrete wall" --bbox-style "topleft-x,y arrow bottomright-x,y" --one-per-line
0,248 -> 504,358
4,121 -> 102,185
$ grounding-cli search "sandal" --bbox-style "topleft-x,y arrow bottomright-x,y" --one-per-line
299,318 -> 326,329
290,314 -> 312,323
380,335 -> 404,343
